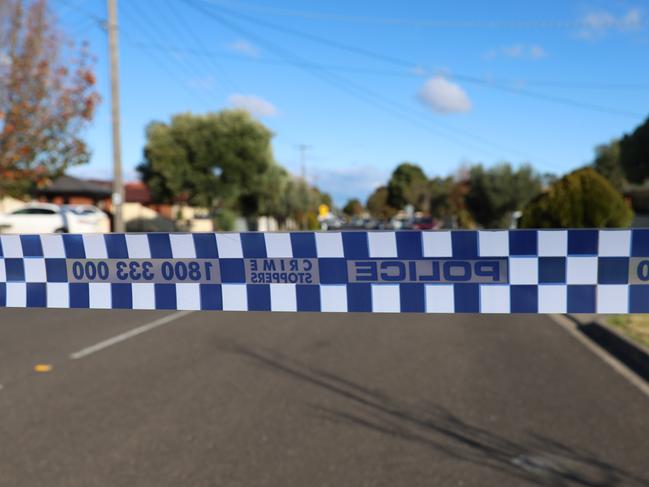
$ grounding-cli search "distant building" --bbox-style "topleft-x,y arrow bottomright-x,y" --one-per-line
36,175 -> 112,208
36,175 -> 215,232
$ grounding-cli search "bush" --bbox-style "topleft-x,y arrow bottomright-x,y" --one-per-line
306,211 -> 319,230
465,163 -> 542,228
126,216 -> 177,232
520,167 -> 632,228
215,209 -> 236,231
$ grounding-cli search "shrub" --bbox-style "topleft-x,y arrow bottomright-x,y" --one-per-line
520,167 -> 632,228
215,209 -> 236,231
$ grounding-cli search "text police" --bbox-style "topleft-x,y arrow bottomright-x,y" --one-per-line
347,259 -> 508,284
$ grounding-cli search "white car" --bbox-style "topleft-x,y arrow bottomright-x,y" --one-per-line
0,203 -> 110,234
64,205 -> 111,233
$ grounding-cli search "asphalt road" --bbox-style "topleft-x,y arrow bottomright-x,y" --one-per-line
0,309 -> 647,487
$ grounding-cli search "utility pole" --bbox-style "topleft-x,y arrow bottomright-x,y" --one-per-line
107,0 -> 124,232
295,144 -> 312,182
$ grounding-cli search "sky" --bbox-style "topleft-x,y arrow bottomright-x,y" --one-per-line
52,0 -> 649,205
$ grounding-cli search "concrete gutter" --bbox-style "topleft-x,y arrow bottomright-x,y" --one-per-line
567,314 -> 649,383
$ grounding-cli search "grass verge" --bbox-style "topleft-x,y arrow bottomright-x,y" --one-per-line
605,315 -> 649,350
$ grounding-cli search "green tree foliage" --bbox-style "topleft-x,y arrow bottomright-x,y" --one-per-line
258,174 -> 329,228
139,109 -> 331,229
281,179 -> 331,229
620,116 -> 649,184
428,177 -> 454,219
366,186 -> 397,220
342,198 -> 364,216
312,186 -> 333,209
214,208 -> 236,231
520,167 -> 633,228
246,162 -> 288,220
387,162 -> 428,210
465,163 -> 542,228
593,140 -> 625,192
138,110 -> 274,212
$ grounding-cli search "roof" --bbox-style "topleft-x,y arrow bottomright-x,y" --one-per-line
125,182 -> 152,204
38,175 -> 112,198
37,176 -> 159,204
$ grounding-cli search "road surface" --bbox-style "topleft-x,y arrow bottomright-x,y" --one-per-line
0,309 -> 647,486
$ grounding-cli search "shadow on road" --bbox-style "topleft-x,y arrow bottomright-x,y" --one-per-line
218,342 -> 649,487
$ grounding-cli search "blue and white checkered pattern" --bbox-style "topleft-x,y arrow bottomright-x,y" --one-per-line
0,229 -> 647,313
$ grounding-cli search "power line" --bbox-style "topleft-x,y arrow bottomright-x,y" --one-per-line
55,0 -> 584,172
190,0 -> 643,118
53,0 -> 104,25
53,0 -> 224,107
120,1 -> 216,107
294,144 -> 312,181
181,0 -> 500,155
190,0 -> 644,30
446,73 -> 642,118
124,40 -> 649,92
161,0 -> 238,93
182,0 -> 560,171
53,0 -> 646,95
68,16 -> 98,37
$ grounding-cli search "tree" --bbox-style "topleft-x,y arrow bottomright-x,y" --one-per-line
255,162 -> 290,220
276,178 -> 331,229
428,174 -> 476,228
387,162 -> 428,210
366,186 -> 397,220
283,177 -> 310,227
620,116 -> 649,184
139,110 -> 274,213
593,140 -> 625,192
520,167 -> 632,228
0,0 -> 99,197
429,176 -> 454,219
342,198 -> 363,217
465,163 -> 542,228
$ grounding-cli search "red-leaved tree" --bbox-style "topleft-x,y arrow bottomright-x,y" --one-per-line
0,0 -> 99,197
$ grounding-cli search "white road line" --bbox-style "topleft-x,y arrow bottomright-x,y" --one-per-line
69,311 -> 194,360
550,314 -> 649,399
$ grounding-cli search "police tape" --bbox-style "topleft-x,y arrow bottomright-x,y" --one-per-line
0,229 -> 647,313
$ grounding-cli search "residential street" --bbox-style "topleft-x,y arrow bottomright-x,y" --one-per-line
0,309 -> 647,486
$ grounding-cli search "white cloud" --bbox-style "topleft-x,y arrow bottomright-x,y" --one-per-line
484,44 -> 547,60
227,39 -> 259,57
578,7 -> 644,38
227,93 -> 278,117
623,8 -> 643,29
309,165 -> 391,205
417,76 -> 472,114
582,11 -> 616,31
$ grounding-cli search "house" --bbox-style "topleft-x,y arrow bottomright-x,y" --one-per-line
36,175 -> 112,208
36,175 -> 215,232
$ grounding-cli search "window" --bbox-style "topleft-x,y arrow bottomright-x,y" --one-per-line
10,208 -> 57,215
64,206 -> 99,215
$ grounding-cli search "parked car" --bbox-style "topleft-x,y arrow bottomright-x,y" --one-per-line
64,204 -> 111,233
0,203 -> 110,234
411,216 -> 440,230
